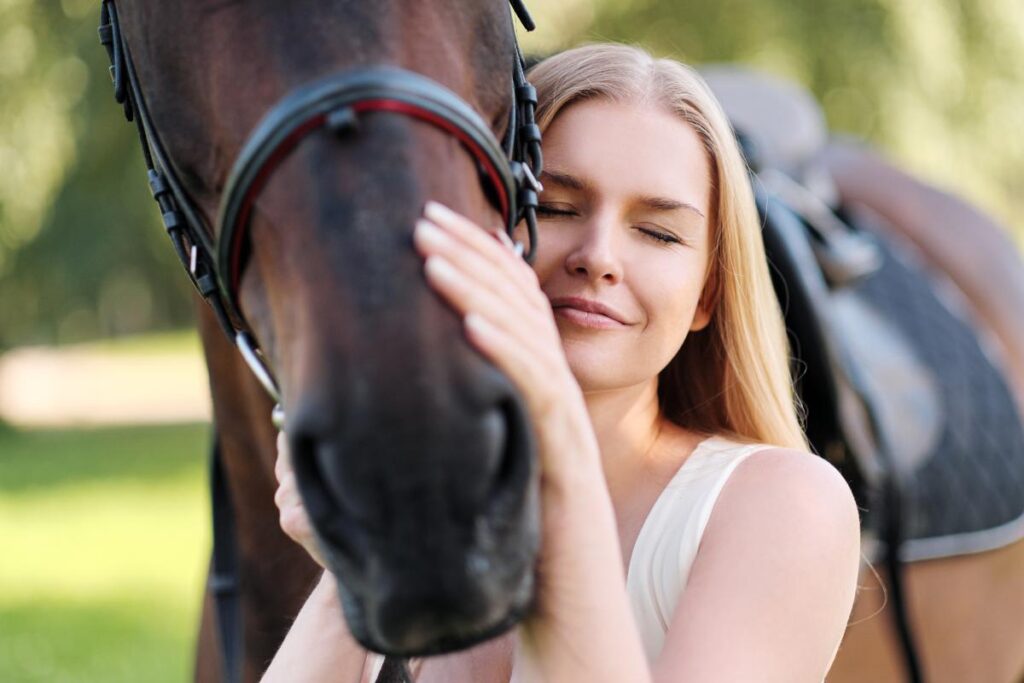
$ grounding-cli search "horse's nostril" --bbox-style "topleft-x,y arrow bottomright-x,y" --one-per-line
288,430 -> 369,568
487,398 -> 534,514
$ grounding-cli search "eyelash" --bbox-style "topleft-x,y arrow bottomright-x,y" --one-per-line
536,204 -> 682,246
638,228 -> 681,245
535,204 -> 574,218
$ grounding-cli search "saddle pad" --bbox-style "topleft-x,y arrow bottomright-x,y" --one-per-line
845,217 -> 1024,561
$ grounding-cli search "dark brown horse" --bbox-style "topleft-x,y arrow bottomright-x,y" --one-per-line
102,1 -> 541,680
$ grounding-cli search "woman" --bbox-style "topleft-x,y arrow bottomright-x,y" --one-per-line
265,44 -> 861,682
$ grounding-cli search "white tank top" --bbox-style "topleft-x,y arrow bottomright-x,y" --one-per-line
626,434 -> 775,662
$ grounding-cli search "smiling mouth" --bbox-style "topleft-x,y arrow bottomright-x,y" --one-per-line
552,307 -> 626,329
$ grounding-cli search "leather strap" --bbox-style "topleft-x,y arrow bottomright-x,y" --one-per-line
375,657 -> 414,683
210,431 -> 243,683
217,67 -> 519,310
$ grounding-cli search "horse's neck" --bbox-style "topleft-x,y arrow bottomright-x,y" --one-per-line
195,301 -> 323,674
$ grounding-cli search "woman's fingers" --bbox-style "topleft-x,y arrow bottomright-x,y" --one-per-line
464,312 -> 564,419
423,253 -> 561,375
414,206 -> 561,354
415,199 -> 576,392
274,431 -> 290,484
414,224 -> 533,324
273,431 -> 327,568
415,219 -> 548,324
423,253 -> 568,425
422,201 -> 548,311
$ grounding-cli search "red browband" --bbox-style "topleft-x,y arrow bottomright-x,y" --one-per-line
228,99 -> 511,294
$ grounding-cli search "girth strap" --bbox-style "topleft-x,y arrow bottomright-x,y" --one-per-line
210,431 -> 243,683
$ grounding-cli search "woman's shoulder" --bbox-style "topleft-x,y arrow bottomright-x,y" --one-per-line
661,444 -> 861,678
704,443 -> 862,566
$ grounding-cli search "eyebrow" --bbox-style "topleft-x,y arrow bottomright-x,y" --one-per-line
540,169 -> 706,219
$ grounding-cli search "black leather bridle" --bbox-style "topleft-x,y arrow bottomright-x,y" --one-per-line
98,3 -> 542,681
98,0 -> 542,424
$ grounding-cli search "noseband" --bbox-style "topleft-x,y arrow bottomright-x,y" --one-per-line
98,0 -> 543,419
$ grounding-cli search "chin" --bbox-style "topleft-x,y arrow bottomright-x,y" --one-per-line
568,360 -> 639,393
564,345 -> 670,395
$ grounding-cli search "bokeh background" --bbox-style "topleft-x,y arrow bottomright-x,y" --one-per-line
1,0 -> 1022,680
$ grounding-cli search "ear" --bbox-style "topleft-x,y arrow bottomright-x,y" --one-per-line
689,264 -> 718,333
689,298 -> 713,332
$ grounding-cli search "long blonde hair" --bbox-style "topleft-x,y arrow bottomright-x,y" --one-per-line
528,44 -> 808,451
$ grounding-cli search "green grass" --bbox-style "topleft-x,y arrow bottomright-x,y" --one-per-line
0,423 -> 211,682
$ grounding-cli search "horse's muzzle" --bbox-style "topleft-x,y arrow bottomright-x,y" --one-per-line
287,367 -> 539,655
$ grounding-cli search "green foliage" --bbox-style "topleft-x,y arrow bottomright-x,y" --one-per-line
0,0 -> 194,350
1,0 -> 1021,349
0,423 -> 211,682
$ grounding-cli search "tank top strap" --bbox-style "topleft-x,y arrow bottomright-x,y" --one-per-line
625,435 -> 777,663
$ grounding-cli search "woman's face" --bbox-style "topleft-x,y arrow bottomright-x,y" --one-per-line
528,98 -> 714,393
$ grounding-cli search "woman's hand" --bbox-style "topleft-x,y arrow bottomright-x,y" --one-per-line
415,202 -> 649,682
415,202 -> 599,481
273,431 -> 327,568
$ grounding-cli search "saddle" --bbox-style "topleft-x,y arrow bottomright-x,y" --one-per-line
702,66 -> 1024,563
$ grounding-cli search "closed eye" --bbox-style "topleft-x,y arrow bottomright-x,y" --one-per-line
536,203 -> 577,218
638,227 -> 682,245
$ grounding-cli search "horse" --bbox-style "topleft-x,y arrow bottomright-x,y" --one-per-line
705,67 -> 1024,682
98,1 -> 543,680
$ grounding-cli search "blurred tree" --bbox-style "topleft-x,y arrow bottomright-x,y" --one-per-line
0,0 -> 193,350
1,0 -> 1021,349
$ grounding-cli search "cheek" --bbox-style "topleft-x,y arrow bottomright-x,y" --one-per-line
638,268 -> 705,341
526,233 -> 572,288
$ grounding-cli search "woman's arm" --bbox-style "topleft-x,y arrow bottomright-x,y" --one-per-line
260,571 -> 369,683
653,449 -> 861,682
416,202 -> 652,682
510,405 -> 651,683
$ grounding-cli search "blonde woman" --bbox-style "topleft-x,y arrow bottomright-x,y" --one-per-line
265,44 -> 860,682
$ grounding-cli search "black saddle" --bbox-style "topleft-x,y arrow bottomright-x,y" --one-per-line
703,66 -> 1024,563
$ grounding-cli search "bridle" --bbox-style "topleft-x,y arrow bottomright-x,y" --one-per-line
98,3 -> 542,681
98,0 -> 543,427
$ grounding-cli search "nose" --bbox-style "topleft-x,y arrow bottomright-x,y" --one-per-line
564,218 -> 623,284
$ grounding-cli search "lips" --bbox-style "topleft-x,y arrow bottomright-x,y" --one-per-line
548,296 -> 633,326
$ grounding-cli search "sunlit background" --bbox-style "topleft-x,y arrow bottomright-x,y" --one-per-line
1,0 -> 1022,680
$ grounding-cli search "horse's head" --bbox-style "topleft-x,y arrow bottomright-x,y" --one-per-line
111,0 -> 540,655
